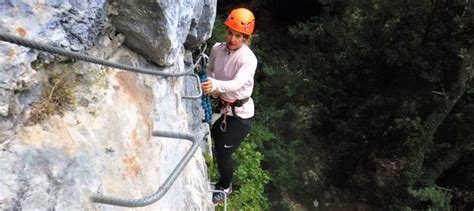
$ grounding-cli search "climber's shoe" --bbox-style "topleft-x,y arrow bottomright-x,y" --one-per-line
212,185 -> 232,206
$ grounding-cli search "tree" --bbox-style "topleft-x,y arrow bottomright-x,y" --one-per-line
253,0 -> 473,208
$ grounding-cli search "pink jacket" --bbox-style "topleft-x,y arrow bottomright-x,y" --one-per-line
207,42 -> 258,119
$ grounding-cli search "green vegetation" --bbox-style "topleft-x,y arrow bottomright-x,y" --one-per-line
206,19 -> 228,52
407,186 -> 452,210
214,0 -> 473,210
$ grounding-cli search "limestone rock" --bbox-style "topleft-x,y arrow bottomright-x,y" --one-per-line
0,0 -> 215,210
111,0 -> 216,66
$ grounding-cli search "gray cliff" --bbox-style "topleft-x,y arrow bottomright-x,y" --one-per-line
0,0 -> 216,210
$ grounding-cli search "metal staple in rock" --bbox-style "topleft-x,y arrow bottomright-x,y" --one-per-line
91,130 -> 199,207
0,32 -> 208,207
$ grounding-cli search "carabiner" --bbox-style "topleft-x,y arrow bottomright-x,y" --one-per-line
220,120 -> 227,132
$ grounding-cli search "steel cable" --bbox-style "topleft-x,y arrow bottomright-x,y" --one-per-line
0,32 -> 201,77
0,32 -> 207,207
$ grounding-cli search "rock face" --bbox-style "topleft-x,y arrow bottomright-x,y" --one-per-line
111,0 -> 216,66
0,0 -> 216,210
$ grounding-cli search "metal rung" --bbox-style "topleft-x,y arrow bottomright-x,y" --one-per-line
91,130 -> 199,207
209,189 -> 228,211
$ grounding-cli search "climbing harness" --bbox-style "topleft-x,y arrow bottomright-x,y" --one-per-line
216,97 -> 249,132
0,32 -> 208,207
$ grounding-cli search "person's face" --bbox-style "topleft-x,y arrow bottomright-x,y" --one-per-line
226,28 -> 246,50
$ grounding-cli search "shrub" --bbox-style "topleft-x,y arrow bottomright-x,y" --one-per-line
29,69 -> 77,123
407,186 -> 453,210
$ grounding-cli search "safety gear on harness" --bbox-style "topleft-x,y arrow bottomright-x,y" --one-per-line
225,8 -> 255,36
214,97 -> 249,132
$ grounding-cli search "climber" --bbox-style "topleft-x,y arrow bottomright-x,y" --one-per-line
201,7 -> 257,206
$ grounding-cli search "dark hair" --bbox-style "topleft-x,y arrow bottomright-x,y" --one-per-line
244,35 -> 252,45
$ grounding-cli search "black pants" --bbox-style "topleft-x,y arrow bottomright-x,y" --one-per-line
211,115 -> 252,189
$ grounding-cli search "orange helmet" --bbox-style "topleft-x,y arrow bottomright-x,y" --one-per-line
225,8 -> 255,35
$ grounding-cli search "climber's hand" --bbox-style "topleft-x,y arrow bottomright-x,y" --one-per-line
201,80 -> 212,94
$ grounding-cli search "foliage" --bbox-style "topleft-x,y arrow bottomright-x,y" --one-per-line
29,66 -> 77,123
246,0 -> 474,209
213,0 -> 473,209
228,141 -> 270,209
407,187 -> 452,209
206,18 -> 227,55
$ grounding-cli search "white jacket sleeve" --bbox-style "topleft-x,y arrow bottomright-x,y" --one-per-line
209,58 -> 257,93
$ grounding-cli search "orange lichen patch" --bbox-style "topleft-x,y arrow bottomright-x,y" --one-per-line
17,125 -> 46,148
16,27 -> 27,37
104,180 -> 120,194
122,154 -> 142,178
16,116 -> 78,156
115,72 -> 154,135
131,129 -> 143,154
49,116 -> 78,155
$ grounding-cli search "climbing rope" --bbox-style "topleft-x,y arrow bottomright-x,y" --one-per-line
198,60 -> 212,124
194,45 -> 213,124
